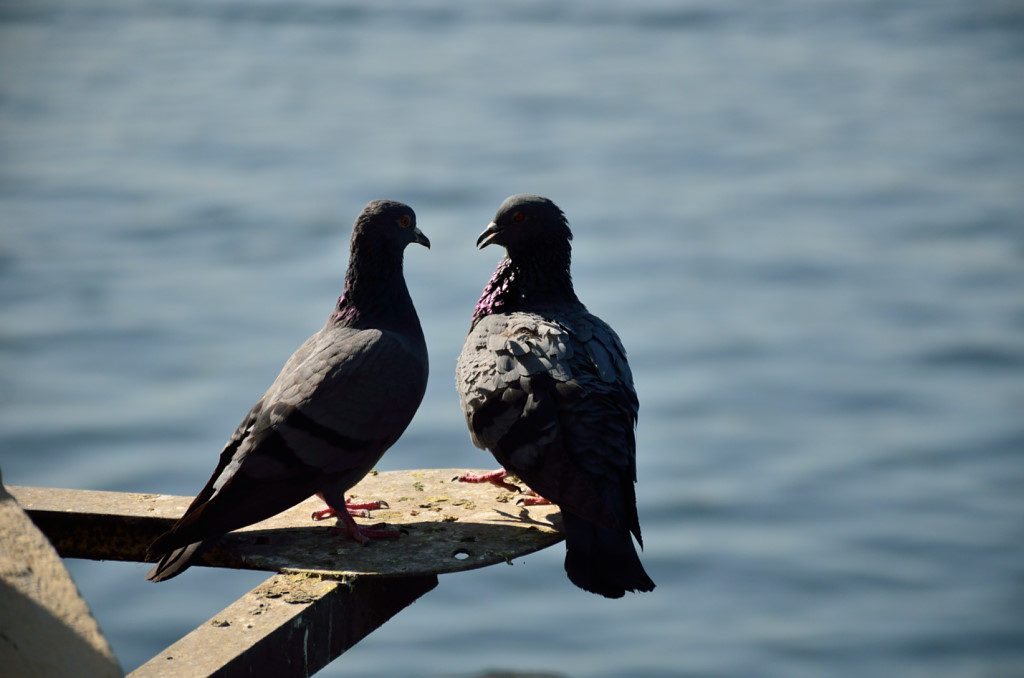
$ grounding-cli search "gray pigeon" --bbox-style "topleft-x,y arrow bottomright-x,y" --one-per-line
146,200 -> 430,582
456,194 -> 654,598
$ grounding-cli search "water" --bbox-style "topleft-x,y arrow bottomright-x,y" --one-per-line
2,1 -> 1023,676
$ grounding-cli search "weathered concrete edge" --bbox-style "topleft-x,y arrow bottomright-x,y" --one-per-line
0,469 -> 123,677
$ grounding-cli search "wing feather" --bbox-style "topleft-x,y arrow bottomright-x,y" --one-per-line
149,323 -> 427,556
456,310 -> 639,534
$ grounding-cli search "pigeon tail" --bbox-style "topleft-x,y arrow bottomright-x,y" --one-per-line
562,510 -> 655,599
145,541 -> 206,582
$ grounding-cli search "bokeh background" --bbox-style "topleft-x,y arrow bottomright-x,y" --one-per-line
2,1 -> 1023,676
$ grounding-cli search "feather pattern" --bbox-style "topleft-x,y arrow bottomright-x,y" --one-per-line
458,308 -> 640,540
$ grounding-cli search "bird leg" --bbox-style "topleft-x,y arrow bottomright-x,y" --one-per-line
518,493 -> 553,506
311,493 -> 400,543
327,509 -> 401,545
455,470 -> 553,505
310,494 -> 390,521
453,468 -> 522,492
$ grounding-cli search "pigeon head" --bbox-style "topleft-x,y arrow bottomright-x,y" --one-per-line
333,199 -> 428,327
353,199 -> 430,252
477,194 -> 572,254
470,195 -> 579,326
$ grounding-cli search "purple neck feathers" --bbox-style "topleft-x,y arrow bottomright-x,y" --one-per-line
471,258 -> 517,326
330,242 -> 411,328
471,246 -> 578,327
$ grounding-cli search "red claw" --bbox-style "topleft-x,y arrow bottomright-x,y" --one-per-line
311,494 -> 399,543
455,469 -> 521,493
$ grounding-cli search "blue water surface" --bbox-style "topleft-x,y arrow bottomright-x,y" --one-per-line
2,1 -> 1023,676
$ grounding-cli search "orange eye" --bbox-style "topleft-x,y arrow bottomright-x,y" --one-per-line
512,212 -> 525,223
398,215 -> 412,228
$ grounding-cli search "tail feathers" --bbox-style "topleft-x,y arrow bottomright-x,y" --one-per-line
146,541 -> 206,582
563,511 -> 655,599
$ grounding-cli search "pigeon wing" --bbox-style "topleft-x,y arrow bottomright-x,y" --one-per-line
148,324 -> 427,557
457,310 -> 640,537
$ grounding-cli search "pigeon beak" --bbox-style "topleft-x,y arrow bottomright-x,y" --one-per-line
476,221 -> 503,249
412,227 -> 431,249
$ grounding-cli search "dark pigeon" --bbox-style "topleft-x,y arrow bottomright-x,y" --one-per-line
456,194 -> 655,598
146,200 -> 430,582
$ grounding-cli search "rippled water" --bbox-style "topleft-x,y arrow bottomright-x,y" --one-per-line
2,1 -> 1023,676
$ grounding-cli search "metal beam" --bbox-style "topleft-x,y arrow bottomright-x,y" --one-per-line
129,573 -> 437,677
9,468 -> 563,579
6,469 -> 564,676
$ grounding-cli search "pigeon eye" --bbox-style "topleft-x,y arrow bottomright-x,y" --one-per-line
512,212 -> 525,223
398,215 -> 412,228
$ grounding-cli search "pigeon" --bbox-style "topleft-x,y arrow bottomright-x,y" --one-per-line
146,200 -> 430,582
455,194 -> 655,598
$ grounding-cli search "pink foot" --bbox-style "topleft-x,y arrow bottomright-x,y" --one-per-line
454,469 -> 521,492
345,500 -> 390,512
518,495 -> 552,506
311,507 -> 338,521
330,513 -> 401,545
329,523 -> 402,544
311,497 -> 389,521
311,493 -> 400,544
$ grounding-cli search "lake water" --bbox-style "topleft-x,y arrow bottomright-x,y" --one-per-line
2,1 -> 1023,676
